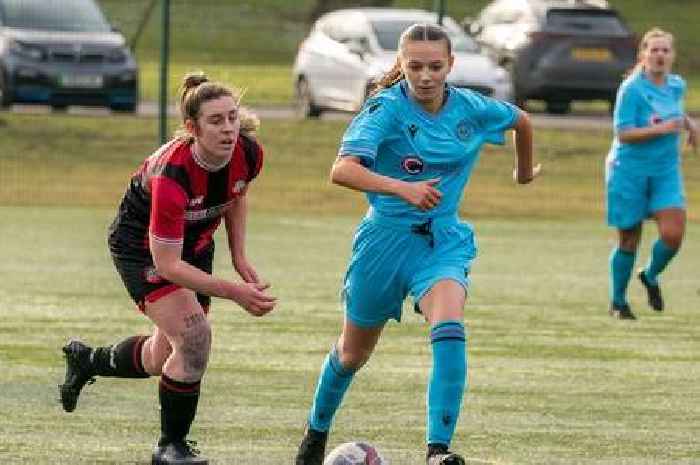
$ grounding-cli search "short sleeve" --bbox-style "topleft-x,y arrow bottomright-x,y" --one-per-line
149,176 -> 188,244
338,94 -> 397,166
475,95 -> 520,145
613,82 -> 640,133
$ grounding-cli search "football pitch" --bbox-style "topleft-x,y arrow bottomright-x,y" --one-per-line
1,114 -> 699,464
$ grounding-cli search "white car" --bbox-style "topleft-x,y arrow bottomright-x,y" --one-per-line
292,8 -> 513,118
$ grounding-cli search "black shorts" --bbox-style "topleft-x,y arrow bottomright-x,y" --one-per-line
109,234 -> 214,313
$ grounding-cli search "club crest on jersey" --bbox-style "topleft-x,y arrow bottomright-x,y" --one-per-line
456,119 -> 473,141
144,266 -> 164,284
401,155 -> 424,175
232,180 -> 247,194
650,113 -> 663,125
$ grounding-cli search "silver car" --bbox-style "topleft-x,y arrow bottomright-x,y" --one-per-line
292,8 -> 512,118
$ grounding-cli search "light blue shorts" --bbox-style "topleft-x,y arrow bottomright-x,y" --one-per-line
606,161 -> 686,230
342,213 -> 477,328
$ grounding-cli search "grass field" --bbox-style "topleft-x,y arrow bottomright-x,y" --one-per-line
1,112 -> 699,464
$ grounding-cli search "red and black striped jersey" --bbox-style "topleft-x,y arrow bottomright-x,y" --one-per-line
110,134 -> 263,260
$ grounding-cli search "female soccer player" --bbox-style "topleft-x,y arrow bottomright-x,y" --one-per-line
59,73 -> 277,465
295,23 -> 539,465
606,28 -> 697,320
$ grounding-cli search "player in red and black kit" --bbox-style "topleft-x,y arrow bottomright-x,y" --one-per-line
59,73 -> 276,465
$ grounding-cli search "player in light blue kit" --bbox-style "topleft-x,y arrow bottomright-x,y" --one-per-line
606,28 -> 697,320
296,23 -> 540,465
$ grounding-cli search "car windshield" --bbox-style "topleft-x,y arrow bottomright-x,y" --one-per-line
0,0 -> 111,32
371,19 -> 479,53
546,11 -> 628,35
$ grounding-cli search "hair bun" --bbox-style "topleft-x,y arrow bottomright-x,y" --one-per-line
183,72 -> 209,90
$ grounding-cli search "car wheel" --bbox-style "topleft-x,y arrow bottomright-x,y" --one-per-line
546,100 -> 571,115
0,70 -> 11,109
296,77 -> 321,119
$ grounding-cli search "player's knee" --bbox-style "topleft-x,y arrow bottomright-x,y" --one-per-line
661,230 -> 683,250
178,318 -> 212,379
337,344 -> 371,371
619,234 -> 640,251
143,344 -> 173,376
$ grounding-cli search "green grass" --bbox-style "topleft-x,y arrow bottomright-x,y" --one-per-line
1,208 -> 699,464
96,0 -> 700,108
1,112 -> 699,463
1,113 -> 699,221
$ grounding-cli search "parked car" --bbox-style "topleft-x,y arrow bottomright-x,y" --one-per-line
464,0 -> 637,113
0,0 -> 138,112
292,8 -> 512,118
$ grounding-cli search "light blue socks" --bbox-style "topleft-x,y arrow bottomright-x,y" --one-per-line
427,320 -> 467,446
307,345 -> 356,432
610,247 -> 636,306
643,239 -> 678,285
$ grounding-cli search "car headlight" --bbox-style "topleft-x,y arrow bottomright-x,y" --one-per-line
9,39 -> 45,61
107,47 -> 128,63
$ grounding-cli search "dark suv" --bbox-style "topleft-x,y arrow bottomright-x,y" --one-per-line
464,0 -> 636,113
0,0 -> 138,112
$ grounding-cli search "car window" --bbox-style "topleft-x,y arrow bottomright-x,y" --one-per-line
545,10 -> 629,34
0,0 -> 111,32
370,19 -> 479,53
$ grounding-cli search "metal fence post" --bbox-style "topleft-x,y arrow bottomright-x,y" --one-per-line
159,0 -> 170,144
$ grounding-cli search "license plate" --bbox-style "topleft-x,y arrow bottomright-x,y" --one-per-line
59,74 -> 103,88
571,47 -> 612,62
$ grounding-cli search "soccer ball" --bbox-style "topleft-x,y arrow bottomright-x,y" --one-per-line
323,441 -> 387,465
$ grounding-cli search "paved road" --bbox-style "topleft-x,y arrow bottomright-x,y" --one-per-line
9,101 -> 611,131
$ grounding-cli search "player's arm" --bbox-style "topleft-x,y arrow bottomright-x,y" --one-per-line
683,114 -> 698,152
224,192 -> 261,284
150,238 -> 275,316
618,119 -> 683,143
331,155 -> 442,211
511,111 -> 540,184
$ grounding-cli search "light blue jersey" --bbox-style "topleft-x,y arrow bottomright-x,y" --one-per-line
608,71 -> 686,173
338,81 -> 519,327
606,71 -> 687,229
340,81 -> 519,222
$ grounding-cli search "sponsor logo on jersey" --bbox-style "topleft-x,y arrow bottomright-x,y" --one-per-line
456,119 -> 473,141
185,199 -> 235,222
408,124 -> 419,138
188,195 -> 204,207
401,155 -> 424,175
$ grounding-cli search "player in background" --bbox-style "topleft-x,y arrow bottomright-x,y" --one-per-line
59,73 -> 276,465
295,23 -> 540,465
606,28 -> 697,320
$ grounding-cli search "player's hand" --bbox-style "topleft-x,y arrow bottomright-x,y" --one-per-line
223,281 -> 277,317
654,118 -> 683,135
513,163 -> 542,184
233,255 -> 260,284
399,178 -> 443,211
